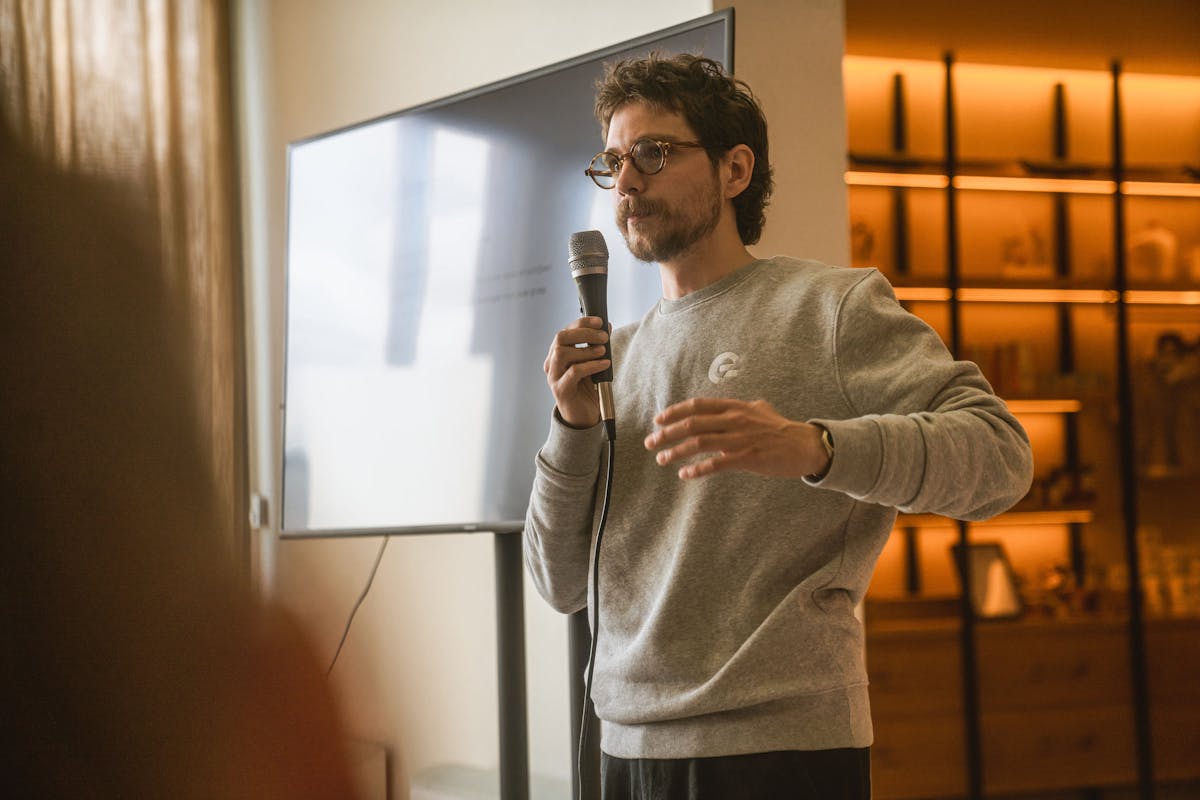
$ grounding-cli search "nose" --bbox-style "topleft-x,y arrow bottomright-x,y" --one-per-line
613,156 -> 643,196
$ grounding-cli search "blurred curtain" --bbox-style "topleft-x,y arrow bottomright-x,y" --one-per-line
0,0 -> 247,565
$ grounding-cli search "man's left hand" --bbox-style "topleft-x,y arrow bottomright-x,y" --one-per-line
644,398 -> 830,480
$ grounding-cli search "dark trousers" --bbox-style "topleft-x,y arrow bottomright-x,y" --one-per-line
600,748 -> 871,800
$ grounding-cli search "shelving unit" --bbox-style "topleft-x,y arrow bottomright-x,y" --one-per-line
846,53 -> 1200,799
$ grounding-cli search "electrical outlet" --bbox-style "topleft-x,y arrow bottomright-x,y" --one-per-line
248,493 -> 269,529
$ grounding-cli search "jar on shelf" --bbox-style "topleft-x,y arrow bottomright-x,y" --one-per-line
1128,219 -> 1179,282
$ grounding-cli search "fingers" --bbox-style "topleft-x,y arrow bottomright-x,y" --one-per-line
643,398 -> 804,480
675,451 -> 747,480
643,413 -> 736,453
649,429 -> 739,462
552,357 -> 613,392
544,317 -> 609,380
652,397 -> 739,427
643,401 -> 746,478
544,317 -> 611,429
555,316 -> 609,348
544,344 -> 609,380
645,398 -> 751,451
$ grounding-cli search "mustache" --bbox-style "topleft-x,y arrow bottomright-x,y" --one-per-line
617,198 -> 664,226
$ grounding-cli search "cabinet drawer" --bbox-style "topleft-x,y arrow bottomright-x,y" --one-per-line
1152,702 -> 1200,782
1147,618 -> 1200,704
867,626 -> 962,716
871,714 -> 965,800
976,623 -> 1131,710
981,706 -> 1138,794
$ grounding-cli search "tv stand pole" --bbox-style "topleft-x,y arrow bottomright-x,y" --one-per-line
494,530 -> 530,800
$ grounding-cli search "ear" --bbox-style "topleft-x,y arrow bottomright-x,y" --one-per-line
722,144 -> 755,199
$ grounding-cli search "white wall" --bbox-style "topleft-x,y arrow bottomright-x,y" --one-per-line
720,0 -> 851,268
233,1 -> 846,797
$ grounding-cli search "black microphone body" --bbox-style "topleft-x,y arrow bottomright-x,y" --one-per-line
577,272 -> 612,384
568,230 -> 616,437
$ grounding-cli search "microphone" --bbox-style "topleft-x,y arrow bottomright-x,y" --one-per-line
568,230 -> 615,440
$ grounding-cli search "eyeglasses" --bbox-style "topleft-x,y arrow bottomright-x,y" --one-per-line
585,138 -> 707,189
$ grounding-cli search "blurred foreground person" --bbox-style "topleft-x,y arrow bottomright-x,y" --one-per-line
0,124 -> 360,799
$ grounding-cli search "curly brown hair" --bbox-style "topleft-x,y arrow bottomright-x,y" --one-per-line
594,52 -> 774,245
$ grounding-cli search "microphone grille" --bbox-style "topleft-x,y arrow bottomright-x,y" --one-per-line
568,229 -> 609,271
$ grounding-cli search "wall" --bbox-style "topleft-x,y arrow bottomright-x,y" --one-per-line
715,0 -> 850,267
233,1 -> 847,797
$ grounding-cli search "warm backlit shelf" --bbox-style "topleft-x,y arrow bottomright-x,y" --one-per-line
864,613 -> 1151,635
893,286 -> 1116,304
892,286 -> 952,301
1005,398 -> 1083,414
891,285 -> 1200,305
956,175 -> 1114,195
846,156 -> 1200,198
847,170 -> 950,189
848,56 -> 1200,791
848,171 -> 1200,198
1124,181 -> 1200,198
1126,290 -> 1200,305
958,287 -> 1117,304
895,507 -> 1095,528
1140,465 -> 1200,482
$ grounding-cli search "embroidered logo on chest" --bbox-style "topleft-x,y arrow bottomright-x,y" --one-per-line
708,352 -> 741,384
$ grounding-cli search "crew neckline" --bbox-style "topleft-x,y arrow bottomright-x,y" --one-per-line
657,258 -> 769,315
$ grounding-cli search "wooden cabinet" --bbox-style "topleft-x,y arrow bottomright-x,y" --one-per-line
1147,619 -> 1200,782
975,621 -> 1137,794
868,622 -> 966,799
868,619 -> 1200,798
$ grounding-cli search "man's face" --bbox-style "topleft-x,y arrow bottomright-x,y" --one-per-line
604,102 -> 724,264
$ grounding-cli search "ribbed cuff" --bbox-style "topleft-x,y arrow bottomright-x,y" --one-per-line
539,408 -> 605,476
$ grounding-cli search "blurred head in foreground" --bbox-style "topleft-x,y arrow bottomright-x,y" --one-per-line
0,124 -> 358,799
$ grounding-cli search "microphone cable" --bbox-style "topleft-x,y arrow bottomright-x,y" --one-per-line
577,432 -> 615,800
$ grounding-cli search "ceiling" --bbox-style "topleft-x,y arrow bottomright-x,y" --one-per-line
845,0 -> 1200,76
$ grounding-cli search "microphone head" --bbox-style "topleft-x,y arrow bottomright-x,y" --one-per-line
568,229 -> 609,276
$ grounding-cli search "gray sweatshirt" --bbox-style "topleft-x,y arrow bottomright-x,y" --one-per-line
524,257 -> 1033,759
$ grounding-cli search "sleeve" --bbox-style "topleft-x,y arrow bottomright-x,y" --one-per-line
807,270 -> 1034,521
523,411 -> 607,614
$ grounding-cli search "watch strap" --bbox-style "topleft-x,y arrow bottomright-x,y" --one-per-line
806,424 -> 834,481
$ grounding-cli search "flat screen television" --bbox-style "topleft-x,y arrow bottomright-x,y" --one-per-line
281,10 -> 733,536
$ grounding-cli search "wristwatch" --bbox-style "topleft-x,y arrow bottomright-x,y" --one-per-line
807,424 -> 834,481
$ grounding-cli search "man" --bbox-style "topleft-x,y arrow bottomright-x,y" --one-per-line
524,54 -> 1033,799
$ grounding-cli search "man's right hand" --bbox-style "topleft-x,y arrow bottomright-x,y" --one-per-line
543,316 -> 611,429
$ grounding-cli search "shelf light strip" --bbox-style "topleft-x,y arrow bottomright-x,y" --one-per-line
955,175 -> 1116,194
893,287 -> 1118,304
895,287 -> 1200,305
959,288 -> 1118,304
892,287 -> 953,302
847,171 -> 1200,197
844,171 -> 949,189
1123,181 -> 1200,198
1125,290 -> 1200,305
896,509 -> 1095,528
1006,399 -> 1083,413
978,509 -> 1095,527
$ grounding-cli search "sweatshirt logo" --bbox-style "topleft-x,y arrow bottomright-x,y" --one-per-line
708,352 -> 741,384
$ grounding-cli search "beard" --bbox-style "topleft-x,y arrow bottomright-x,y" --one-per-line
616,176 -> 724,264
